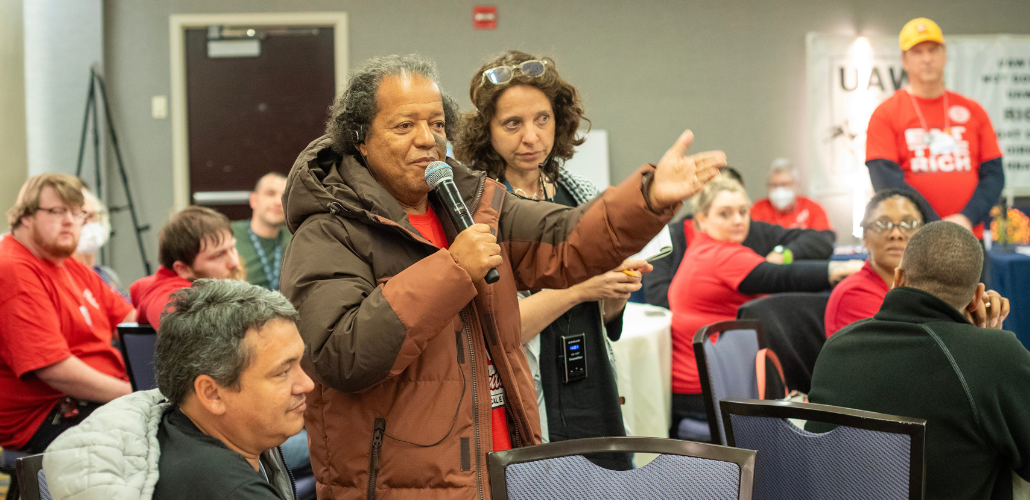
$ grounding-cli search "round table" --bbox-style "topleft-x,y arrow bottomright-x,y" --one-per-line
611,302 -> 673,462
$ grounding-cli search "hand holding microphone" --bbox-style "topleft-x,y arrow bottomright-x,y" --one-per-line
425,161 -> 501,284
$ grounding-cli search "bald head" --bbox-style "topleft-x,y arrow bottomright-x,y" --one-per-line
897,221 -> 983,309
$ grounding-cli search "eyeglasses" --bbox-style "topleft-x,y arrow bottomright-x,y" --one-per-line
36,206 -> 89,223
865,219 -> 922,235
480,59 -> 548,86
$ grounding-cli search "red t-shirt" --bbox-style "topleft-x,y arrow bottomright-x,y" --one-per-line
130,266 -> 191,329
667,232 -> 766,394
866,90 -> 1002,238
0,236 -> 133,449
750,196 -> 833,231
824,260 -> 889,338
409,206 -> 512,451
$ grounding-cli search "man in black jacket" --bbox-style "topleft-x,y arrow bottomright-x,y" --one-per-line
808,221 -> 1027,499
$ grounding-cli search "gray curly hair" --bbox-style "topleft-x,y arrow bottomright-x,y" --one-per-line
326,54 -> 460,158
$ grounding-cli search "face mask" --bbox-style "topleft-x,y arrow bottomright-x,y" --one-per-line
76,222 -> 109,256
769,187 -> 797,211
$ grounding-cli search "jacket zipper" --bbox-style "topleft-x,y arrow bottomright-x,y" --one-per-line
278,445 -> 298,499
504,404 -> 523,448
460,308 -> 485,500
368,418 -> 386,500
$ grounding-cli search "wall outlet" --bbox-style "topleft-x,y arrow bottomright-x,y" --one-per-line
151,95 -> 168,119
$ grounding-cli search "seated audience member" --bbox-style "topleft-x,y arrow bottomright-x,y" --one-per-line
0,173 -> 134,455
130,206 -> 242,328
233,172 -> 291,291
668,175 -> 860,438
644,166 -> 835,309
73,187 -> 129,300
44,279 -> 313,500
808,221 -> 1022,500
750,158 -> 832,230
825,189 -> 928,337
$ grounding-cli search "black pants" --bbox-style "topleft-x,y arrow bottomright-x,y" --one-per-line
670,392 -> 707,438
22,398 -> 102,453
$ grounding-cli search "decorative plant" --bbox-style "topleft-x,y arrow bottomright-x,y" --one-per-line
990,206 -> 1030,245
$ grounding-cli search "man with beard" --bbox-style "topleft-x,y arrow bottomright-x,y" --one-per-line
131,205 -> 243,329
0,173 -> 136,456
232,172 -> 291,291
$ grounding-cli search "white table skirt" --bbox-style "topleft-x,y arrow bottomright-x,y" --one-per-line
611,302 -> 672,445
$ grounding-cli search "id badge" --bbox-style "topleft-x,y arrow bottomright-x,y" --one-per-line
928,130 -> 957,156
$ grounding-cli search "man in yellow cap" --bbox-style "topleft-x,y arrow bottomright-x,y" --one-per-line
865,18 -> 1003,272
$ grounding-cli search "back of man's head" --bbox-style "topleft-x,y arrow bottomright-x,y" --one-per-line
158,206 -> 232,270
155,279 -> 299,406
898,221 -> 983,309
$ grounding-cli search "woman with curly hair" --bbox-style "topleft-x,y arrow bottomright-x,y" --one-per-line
455,50 -> 643,469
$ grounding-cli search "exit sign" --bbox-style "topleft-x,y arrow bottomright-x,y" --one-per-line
473,6 -> 497,30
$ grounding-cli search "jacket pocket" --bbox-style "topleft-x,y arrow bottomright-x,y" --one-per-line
368,418 -> 386,500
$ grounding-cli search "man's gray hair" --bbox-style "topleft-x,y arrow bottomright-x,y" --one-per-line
155,279 -> 300,406
325,54 -> 460,158
769,158 -> 797,179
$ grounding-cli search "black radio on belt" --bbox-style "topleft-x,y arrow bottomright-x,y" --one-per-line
560,333 -> 587,383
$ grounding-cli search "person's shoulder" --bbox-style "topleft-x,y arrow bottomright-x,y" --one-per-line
557,168 -> 601,201
751,198 -> 773,211
797,196 -> 828,212
872,90 -> 906,112
231,220 -> 251,236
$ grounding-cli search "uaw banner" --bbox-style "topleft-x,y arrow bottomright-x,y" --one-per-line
947,35 -> 1030,200
806,34 -> 903,240
807,33 -> 1030,241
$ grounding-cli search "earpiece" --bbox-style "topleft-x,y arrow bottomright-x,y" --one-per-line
353,125 -> 366,144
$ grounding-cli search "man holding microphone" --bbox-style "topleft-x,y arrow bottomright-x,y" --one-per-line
279,54 -> 725,500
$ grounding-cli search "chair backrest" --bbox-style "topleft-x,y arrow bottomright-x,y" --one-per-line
694,320 -> 762,445
488,436 -> 755,500
737,293 -> 829,394
117,322 -> 158,391
15,453 -> 51,500
720,399 -> 926,500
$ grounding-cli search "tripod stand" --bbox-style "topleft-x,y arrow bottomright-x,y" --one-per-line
75,64 -> 152,275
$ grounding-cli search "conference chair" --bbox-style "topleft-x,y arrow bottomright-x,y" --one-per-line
693,320 -> 786,445
738,293 -> 830,394
487,436 -> 756,500
1,449 -> 27,500
720,399 -> 926,500
14,453 -> 50,500
117,322 -> 158,391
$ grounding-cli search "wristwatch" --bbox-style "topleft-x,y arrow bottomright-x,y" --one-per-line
772,245 -> 794,264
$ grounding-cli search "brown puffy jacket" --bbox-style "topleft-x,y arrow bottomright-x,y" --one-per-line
280,136 -> 676,500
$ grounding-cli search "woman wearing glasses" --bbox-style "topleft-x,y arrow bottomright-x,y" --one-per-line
455,51 -> 643,469
824,189 -> 928,337
668,176 -> 861,440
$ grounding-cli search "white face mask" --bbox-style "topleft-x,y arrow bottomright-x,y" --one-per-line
769,187 -> 797,211
76,221 -> 109,256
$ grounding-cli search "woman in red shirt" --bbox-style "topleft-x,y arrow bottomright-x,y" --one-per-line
824,189 -> 928,337
668,176 -> 861,438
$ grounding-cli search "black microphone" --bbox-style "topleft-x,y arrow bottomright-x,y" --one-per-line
425,162 -> 500,284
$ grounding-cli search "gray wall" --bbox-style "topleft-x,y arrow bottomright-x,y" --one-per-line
102,0 -> 1030,282
0,0 -> 27,234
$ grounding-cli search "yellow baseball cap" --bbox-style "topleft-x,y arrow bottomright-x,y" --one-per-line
900,18 -> 945,51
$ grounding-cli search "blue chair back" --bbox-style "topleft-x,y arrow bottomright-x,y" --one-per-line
15,453 -> 51,500
694,320 -> 762,445
117,322 -> 158,391
720,399 -> 926,500
488,437 -> 755,500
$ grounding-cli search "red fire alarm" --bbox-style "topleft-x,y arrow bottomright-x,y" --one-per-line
473,6 -> 497,30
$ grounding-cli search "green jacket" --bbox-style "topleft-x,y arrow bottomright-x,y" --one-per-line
809,286 -> 1030,499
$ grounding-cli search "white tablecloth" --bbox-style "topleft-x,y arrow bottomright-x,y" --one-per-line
611,302 -> 672,443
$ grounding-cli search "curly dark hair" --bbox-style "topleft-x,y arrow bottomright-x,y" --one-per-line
325,54 -> 460,160
454,50 -> 589,182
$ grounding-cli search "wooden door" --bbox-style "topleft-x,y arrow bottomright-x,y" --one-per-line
185,26 -> 335,220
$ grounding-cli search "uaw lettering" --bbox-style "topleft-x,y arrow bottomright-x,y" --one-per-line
838,65 -> 907,92
905,126 -> 972,173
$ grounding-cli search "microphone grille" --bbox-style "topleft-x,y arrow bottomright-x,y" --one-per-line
424,161 -> 453,188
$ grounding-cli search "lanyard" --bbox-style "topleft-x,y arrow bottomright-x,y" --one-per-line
248,228 -> 282,291
907,88 -> 950,139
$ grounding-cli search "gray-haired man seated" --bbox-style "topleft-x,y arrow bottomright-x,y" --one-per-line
43,279 -> 314,500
